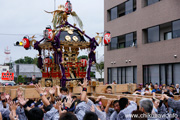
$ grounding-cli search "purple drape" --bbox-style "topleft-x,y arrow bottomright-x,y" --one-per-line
34,38 -> 45,69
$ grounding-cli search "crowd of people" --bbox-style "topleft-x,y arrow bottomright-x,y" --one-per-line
0,79 -> 180,120
133,83 -> 180,96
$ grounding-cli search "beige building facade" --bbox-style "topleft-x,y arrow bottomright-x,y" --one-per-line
104,0 -> 180,85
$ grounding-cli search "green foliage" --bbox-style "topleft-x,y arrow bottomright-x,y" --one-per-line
24,56 -> 33,64
90,72 -> 95,78
15,58 -> 24,64
95,62 -> 104,79
33,57 -> 38,67
17,75 -> 25,83
15,56 -> 38,66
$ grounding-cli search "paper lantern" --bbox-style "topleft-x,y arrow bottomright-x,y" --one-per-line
80,59 -> 87,67
65,0 -> 72,14
44,58 -> 52,64
104,32 -> 111,45
22,37 -> 30,49
47,28 -> 53,40
44,26 -> 53,41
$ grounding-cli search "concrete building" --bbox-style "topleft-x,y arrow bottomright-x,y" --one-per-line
0,65 -> 9,79
13,64 -> 42,82
104,0 -> 180,85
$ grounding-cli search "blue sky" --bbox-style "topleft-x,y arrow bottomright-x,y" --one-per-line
0,0 -> 104,64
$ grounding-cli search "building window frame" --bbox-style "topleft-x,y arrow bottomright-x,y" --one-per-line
147,25 -> 160,43
143,0 -> 160,7
164,31 -> 172,40
107,0 -> 136,21
143,63 -> 180,85
109,32 -> 137,51
172,19 -> 180,39
108,66 -> 137,84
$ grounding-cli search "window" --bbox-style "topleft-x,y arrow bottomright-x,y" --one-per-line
150,65 -> 160,85
109,32 -> 136,50
144,63 -> 180,85
143,0 -> 160,7
125,0 -> 133,15
110,37 -> 118,50
160,22 -> 172,41
144,21 -> 180,43
108,0 -> 136,21
172,20 -> 180,38
125,33 -> 134,47
122,68 -> 126,84
143,65 -> 159,85
173,64 -> 180,85
133,67 -> 137,83
108,66 -> 137,84
117,68 -> 121,84
112,68 -> 118,84
166,64 -> 172,85
108,68 -> 112,84
110,7 -> 118,21
164,32 -> 172,40
147,26 -> 159,43
118,35 -> 125,49
147,0 -> 160,6
160,65 -> 165,85
126,67 -> 133,83
118,3 -> 126,17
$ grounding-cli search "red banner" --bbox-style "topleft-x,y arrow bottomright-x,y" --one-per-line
2,71 -> 14,81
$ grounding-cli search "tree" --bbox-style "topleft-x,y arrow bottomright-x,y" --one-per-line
16,75 -> 25,84
15,56 -> 38,66
33,57 -> 38,67
90,72 -> 95,78
24,75 -> 27,82
15,58 -> 24,64
24,56 -> 33,64
95,62 -> 104,79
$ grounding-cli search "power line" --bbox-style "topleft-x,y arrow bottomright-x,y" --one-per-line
0,33 -> 43,36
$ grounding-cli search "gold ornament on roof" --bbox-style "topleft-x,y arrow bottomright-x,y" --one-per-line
58,5 -> 65,11
65,35 -> 71,41
68,29 -> 73,34
45,80 -> 52,87
73,36 -> 78,42
45,3 -> 83,30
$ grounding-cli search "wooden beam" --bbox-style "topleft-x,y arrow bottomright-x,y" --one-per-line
72,86 -> 91,94
95,85 -> 116,94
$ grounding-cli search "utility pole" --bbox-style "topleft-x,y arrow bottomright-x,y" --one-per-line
54,0 -> 56,10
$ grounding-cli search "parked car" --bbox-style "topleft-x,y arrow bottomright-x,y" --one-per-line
0,79 -> 15,86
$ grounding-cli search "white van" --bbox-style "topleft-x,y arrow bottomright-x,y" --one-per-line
0,79 -> 15,86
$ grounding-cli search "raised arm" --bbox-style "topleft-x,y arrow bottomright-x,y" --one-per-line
35,84 -> 50,107
105,99 -> 112,113
0,112 -> 2,120
18,96 -> 31,111
56,85 -> 61,97
79,78 -> 88,102
9,101 -> 18,120
49,86 -> 56,103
